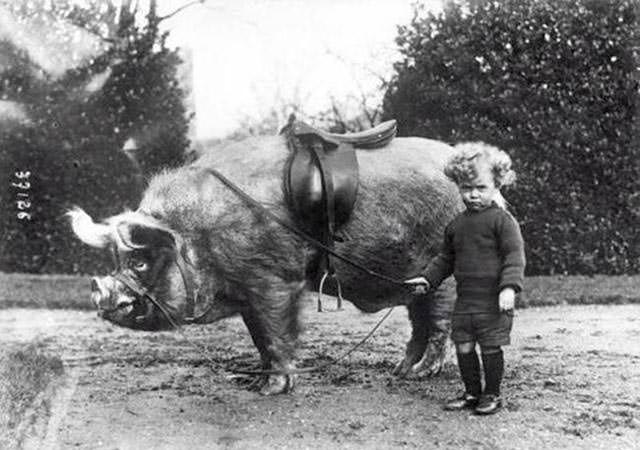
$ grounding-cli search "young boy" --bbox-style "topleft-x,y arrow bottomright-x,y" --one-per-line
406,142 -> 525,415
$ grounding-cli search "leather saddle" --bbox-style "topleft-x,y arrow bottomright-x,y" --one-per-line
281,116 -> 397,290
288,119 -> 398,150
282,116 -> 397,236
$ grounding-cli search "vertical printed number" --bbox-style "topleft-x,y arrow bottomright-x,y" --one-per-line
14,171 -> 32,220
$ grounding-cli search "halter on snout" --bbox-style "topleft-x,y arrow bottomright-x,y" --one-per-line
106,244 -> 209,327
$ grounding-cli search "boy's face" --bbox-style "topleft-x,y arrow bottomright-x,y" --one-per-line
458,164 -> 498,212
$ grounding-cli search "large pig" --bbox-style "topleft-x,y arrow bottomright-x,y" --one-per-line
69,133 -> 461,395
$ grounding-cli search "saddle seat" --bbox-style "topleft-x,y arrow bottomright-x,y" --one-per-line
282,116 -> 397,235
289,119 -> 397,150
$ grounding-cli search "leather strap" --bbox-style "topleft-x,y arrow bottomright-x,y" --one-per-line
110,245 -> 211,326
205,167 -> 407,287
307,138 -> 336,275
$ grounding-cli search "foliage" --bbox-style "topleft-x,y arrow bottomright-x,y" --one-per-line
0,0 -> 192,273
0,272 -> 94,310
0,342 -> 64,449
224,94 -> 384,142
383,0 -> 640,275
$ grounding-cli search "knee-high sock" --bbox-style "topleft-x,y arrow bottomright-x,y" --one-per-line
481,349 -> 504,396
457,351 -> 481,396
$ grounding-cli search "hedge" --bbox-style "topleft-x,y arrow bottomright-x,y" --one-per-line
383,0 -> 640,275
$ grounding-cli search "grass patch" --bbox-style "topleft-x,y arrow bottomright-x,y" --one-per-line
0,272 -> 639,310
520,275 -> 640,308
0,343 -> 64,449
0,272 -> 93,310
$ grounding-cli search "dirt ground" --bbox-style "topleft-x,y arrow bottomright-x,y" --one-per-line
2,300 -> 639,450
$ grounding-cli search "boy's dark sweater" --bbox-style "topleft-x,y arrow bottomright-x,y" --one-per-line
423,204 -> 525,314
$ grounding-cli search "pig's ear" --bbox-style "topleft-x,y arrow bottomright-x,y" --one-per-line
66,208 -> 113,248
115,221 -> 176,251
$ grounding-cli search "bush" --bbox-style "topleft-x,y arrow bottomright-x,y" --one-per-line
0,129 -> 140,274
0,343 -> 64,449
383,0 -> 640,275
0,4 -> 191,274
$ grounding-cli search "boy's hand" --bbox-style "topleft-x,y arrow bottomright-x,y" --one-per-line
404,277 -> 430,295
499,287 -> 516,311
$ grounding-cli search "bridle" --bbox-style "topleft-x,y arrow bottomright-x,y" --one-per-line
99,168 -> 416,376
204,168 -> 409,287
107,244 -> 214,327
198,168 -> 408,376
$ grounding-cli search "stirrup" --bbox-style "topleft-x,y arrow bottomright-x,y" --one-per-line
317,271 -> 344,312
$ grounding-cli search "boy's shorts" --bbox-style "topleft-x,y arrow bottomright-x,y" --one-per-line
451,311 -> 513,347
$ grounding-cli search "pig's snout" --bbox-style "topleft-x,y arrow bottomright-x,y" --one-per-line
91,277 -> 112,310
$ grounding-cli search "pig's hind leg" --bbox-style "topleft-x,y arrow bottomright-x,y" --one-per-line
394,280 -> 454,377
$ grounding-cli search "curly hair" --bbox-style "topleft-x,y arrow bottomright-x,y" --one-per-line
444,142 -> 516,188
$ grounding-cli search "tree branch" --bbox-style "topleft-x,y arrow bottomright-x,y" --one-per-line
75,25 -> 117,44
158,0 -> 206,22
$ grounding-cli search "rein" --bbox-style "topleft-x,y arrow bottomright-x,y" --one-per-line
203,167 -> 409,376
114,271 -> 182,328
204,168 -> 408,287
115,258 -> 398,376
228,306 -> 395,375
108,246 -> 213,328
111,167 -> 414,377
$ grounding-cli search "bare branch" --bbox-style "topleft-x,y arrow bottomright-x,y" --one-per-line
76,25 -> 118,44
158,0 -> 206,22
360,93 -> 377,128
323,46 -> 391,88
329,97 -> 348,131
118,0 -> 137,36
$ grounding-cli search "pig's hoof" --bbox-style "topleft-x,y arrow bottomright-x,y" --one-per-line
411,356 -> 443,377
259,374 -> 295,395
393,359 -> 409,378
409,347 -> 446,377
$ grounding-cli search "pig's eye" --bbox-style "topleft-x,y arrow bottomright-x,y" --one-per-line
129,259 -> 149,272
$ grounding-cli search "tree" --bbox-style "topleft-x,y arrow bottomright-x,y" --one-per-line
0,0 -> 195,273
383,0 -> 640,275
222,84 -> 387,143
